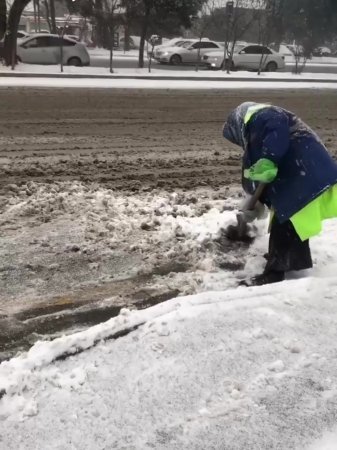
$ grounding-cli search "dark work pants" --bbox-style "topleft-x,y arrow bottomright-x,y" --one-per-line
265,218 -> 313,273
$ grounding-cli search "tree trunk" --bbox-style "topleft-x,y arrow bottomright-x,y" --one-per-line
37,0 -> 41,32
195,36 -> 202,72
124,22 -> 130,52
95,0 -> 105,47
108,22 -> 114,73
0,0 -> 6,41
44,0 -> 52,32
49,0 -> 57,34
33,0 -> 37,32
4,0 -> 31,67
138,4 -> 150,68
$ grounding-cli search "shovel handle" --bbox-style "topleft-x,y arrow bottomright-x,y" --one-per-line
231,183 -> 267,240
241,182 -> 267,211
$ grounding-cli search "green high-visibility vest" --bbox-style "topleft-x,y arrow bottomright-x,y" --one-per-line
291,185 -> 337,240
244,104 -> 270,125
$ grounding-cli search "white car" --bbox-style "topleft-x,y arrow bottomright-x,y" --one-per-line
203,44 -> 285,71
149,37 -> 187,58
154,39 -> 223,65
17,34 -> 90,66
314,46 -> 332,57
17,31 -> 30,40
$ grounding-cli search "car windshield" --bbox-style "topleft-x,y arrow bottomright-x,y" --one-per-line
180,41 -> 194,48
232,44 -> 245,53
174,41 -> 187,47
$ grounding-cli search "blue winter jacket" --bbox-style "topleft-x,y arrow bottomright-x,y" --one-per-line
227,105 -> 337,223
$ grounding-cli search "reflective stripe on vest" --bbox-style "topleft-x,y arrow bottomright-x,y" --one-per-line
244,104 -> 270,125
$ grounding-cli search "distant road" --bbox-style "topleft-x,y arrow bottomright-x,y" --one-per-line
89,51 -> 337,74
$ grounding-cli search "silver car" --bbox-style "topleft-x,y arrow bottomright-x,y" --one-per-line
203,44 -> 285,71
149,37 -> 186,58
154,39 -> 223,65
17,34 -> 90,66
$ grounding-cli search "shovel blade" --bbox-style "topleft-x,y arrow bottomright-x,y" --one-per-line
225,213 -> 253,242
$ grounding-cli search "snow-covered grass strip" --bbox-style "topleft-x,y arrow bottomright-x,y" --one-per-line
1,77 -> 337,90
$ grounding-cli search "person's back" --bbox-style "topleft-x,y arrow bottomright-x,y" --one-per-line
242,105 -> 337,222
223,102 -> 337,286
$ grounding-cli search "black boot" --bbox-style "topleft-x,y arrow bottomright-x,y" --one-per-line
250,270 -> 285,286
239,270 -> 285,286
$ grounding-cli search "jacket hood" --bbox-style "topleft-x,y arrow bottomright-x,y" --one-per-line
223,102 -> 259,149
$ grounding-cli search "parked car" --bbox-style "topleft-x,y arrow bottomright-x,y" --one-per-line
313,46 -> 332,57
119,35 -> 150,50
277,44 -> 294,57
271,43 -> 305,58
149,37 -> 186,58
17,31 -> 30,40
203,44 -> 285,71
154,39 -> 223,65
64,34 -> 81,43
286,44 -> 304,57
0,30 -> 30,47
16,34 -> 90,66
152,39 -> 195,59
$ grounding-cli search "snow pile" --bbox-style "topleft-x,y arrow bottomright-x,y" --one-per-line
1,181 -> 251,306
308,427 -> 337,450
1,212 -> 337,447
1,275 -> 337,448
1,181 -> 242,275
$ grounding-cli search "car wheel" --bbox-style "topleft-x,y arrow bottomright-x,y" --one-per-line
68,57 -> 82,66
170,54 -> 182,65
266,61 -> 277,72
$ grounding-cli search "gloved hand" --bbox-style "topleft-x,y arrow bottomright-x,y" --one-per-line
238,200 -> 267,223
244,158 -> 278,183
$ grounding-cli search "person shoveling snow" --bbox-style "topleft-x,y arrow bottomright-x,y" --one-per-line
223,102 -> 337,286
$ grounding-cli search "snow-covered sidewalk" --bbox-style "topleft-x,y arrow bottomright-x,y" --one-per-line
2,210 -> 337,449
1,63 -> 337,89
1,76 -> 337,90
2,63 -> 337,80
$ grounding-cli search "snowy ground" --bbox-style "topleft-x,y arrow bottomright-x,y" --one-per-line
2,62 -> 337,80
1,87 -> 337,448
2,212 -> 337,449
1,76 -> 337,90
1,87 -> 337,358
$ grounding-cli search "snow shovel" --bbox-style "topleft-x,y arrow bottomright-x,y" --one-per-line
226,183 -> 267,242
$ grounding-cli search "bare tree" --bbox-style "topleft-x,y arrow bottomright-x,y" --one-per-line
59,14 -> 72,73
37,0 -> 41,31
292,43 -> 307,75
255,0 -> 271,75
265,0 -> 286,51
49,0 -> 57,33
43,0 -> 57,33
72,0 -> 122,71
100,0 -> 122,73
223,0 -> 262,73
120,0 -> 208,69
3,0 -> 31,68
191,0 -> 221,72
44,0 -> 52,31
